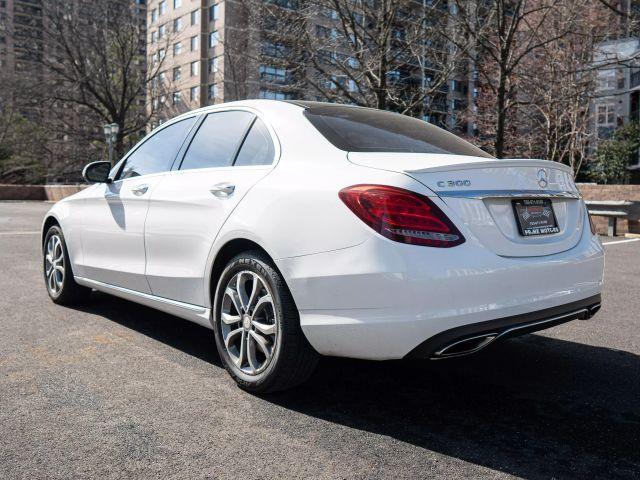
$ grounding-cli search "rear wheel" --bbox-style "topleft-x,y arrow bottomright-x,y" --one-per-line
213,251 -> 318,393
43,225 -> 91,305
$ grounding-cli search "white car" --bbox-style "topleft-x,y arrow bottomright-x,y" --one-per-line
42,100 -> 604,392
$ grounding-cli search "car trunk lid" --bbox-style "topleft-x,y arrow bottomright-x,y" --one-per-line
348,153 -> 584,257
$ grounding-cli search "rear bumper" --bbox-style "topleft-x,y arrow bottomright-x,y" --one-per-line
405,294 -> 601,359
276,221 -> 604,360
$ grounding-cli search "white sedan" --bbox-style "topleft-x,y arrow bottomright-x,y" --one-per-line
42,100 -> 604,392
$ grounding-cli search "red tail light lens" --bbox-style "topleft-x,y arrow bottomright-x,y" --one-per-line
339,185 -> 465,247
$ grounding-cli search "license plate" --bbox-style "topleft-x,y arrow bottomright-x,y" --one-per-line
512,198 -> 559,236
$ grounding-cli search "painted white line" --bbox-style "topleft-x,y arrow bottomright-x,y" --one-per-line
0,231 -> 40,236
602,238 -> 640,246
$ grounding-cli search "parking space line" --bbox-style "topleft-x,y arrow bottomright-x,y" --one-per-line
0,231 -> 40,236
602,238 -> 640,246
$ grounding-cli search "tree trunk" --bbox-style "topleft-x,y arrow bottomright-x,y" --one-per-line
494,70 -> 507,159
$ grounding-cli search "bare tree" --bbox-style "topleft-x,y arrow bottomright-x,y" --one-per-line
36,0 -> 173,158
297,0 -> 463,117
452,0 -> 576,158
516,1 -> 612,176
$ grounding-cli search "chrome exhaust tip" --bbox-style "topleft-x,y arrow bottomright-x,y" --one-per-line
431,333 -> 498,359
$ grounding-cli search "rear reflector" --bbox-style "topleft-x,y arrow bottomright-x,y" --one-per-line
339,185 -> 465,247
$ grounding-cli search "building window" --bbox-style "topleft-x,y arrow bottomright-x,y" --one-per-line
260,65 -> 287,84
208,84 -> 218,100
173,66 -> 182,81
158,24 -> 165,38
151,31 -> 158,43
173,17 -> 182,32
191,9 -> 199,25
190,35 -> 199,51
209,31 -> 219,48
597,70 -> 617,91
159,0 -> 166,15
151,8 -> 157,23
159,71 -> 166,83
190,86 -> 200,102
173,0 -> 182,9
262,41 -> 290,59
158,48 -> 166,59
259,89 -> 295,100
173,42 -> 182,56
209,4 -> 219,21
191,61 -> 199,76
209,57 -> 219,73
596,103 -> 616,127
173,91 -> 181,104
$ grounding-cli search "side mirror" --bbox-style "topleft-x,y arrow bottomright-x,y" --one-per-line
82,161 -> 112,184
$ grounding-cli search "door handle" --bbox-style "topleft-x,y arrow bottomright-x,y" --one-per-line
131,184 -> 149,196
210,182 -> 235,198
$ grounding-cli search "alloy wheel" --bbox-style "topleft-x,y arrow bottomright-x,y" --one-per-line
220,270 -> 278,375
45,234 -> 65,295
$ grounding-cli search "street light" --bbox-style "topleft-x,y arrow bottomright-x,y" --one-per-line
103,123 -> 119,167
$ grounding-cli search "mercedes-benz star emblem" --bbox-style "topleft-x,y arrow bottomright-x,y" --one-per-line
537,169 -> 548,188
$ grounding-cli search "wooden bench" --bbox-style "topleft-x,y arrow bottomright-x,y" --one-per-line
585,200 -> 633,237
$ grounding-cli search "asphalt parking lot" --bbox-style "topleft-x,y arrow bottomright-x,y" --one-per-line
1,201 -> 639,479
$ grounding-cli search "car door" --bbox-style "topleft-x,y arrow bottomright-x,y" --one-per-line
144,109 -> 277,306
80,116 -> 197,293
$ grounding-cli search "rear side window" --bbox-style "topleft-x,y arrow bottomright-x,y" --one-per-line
234,119 -> 275,167
118,117 -> 196,180
303,104 -> 493,158
180,111 -> 255,170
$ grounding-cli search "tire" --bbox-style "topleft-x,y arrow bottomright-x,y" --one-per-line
43,225 -> 91,305
213,250 -> 319,393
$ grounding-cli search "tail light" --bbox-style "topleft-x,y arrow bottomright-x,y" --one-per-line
339,184 -> 465,247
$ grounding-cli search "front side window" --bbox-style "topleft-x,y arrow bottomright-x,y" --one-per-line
299,102 -> 493,157
118,117 -> 195,180
180,111 -> 254,170
234,119 -> 275,167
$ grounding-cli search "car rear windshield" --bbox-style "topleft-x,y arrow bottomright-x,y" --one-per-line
299,102 -> 493,158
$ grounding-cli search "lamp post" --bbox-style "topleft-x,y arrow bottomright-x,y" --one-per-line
103,123 -> 120,167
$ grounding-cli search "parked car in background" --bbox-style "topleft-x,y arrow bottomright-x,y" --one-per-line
42,100 -> 604,392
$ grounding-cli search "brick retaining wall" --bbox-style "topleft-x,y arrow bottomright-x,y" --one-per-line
577,184 -> 640,235
0,184 -> 86,202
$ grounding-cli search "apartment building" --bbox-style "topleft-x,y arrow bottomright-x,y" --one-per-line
0,0 -> 45,88
591,37 -> 640,181
146,0 -> 472,131
147,0 -> 216,121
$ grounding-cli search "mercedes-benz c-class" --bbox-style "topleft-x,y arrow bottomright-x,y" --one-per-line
42,100 -> 604,392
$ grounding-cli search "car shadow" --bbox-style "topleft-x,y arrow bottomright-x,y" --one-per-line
74,292 -> 640,479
